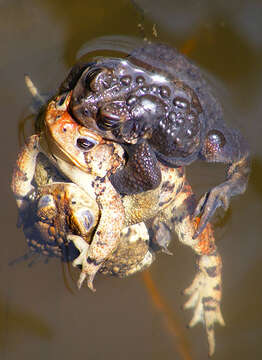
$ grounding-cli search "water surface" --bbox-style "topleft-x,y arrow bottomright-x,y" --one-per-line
1,1 -> 262,359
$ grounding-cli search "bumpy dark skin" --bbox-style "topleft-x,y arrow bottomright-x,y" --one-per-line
60,43 -> 250,236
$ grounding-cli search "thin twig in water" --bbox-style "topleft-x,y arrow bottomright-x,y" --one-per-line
142,270 -> 193,360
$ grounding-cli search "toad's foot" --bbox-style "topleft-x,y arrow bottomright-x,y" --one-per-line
183,253 -> 225,356
67,234 -> 98,291
193,183 -> 231,238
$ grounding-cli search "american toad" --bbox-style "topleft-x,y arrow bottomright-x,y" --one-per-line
12,80 -> 225,355
12,147 -> 155,277
62,42 -> 250,237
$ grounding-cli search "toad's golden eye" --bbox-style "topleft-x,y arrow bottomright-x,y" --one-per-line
76,137 -> 98,151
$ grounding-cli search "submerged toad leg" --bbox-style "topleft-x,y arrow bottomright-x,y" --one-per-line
151,180 -> 224,356
110,140 -> 162,195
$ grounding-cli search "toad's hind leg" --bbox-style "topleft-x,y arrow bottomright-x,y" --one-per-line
110,139 -> 161,195
152,180 -> 224,356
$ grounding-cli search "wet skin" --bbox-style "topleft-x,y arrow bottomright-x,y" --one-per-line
61,43 -> 250,236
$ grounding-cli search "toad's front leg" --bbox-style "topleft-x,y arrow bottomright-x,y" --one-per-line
195,127 -> 250,237
70,177 -> 125,291
110,139 -> 162,195
152,180 -> 224,356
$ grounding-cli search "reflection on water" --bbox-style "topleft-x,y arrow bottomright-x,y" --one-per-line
1,0 -> 262,359
0,297 -> 53,350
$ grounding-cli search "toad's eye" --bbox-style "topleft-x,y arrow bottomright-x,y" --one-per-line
56,93 -> 68,110
76,137 -> 98,150
83,67 -> 102,91
97,110 -> 121,131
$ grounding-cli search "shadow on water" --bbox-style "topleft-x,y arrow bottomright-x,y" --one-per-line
249,156 -> 262,199
0,297 -> 53,349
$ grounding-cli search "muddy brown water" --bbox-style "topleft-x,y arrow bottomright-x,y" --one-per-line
1,0 -> 262,359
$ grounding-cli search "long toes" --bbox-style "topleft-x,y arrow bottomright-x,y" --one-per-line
193,197 -> 220,239
193,194 -> 207,218
77,269 -> 97,292
183,254 -> 224,356
87,274 -> 96,292
77,272 -> 87,289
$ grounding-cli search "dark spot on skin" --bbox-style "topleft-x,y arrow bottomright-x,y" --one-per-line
170,216 -> 177,224
124,227 -> 131,238
213,284 -> 221,291
176,181 -> 184,195
203,306 -> 217,312
159,199 -> 172,207
161,181 -> 175,193
87,257 -> 101,266
96,240 -> 107,247
177,215 -> 182,223
205,266 -> 217,278
202,296 -> 215,303
153,224 -> 160,231
21,172 -> 28,182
